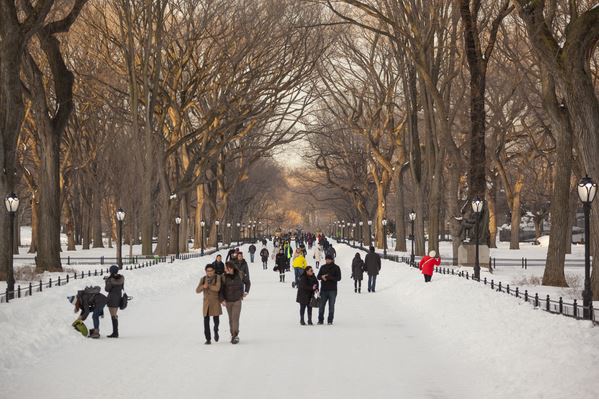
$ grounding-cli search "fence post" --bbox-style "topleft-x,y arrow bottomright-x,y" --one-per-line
491,279 -> 494,289
39,280 -> 42,292
484,277 -> 487,285
88,270 -> 91,277
573,299 -> 578,318
525,258 -> 528,270
507,284 -> 510,295
67,256 -> 70,265
522,257 -> 524,269
524,289 -> 528,302
493,257 -> 496,271
535,293 -> 539,307
466,272 -> 469,280
94,269 -> 98,276
74,271 -> 77,279
58,276 -> 61,286
17,285 -> 21,298
29,282 -> 32,296
498,282 -> 502,292
66,274 -> 69,283
49,278 -> 52,288
559,297 -> 563,314
101,256 -> 104,265
546,295 -> 551,311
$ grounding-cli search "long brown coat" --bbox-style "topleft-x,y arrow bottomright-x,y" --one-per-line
196,275 -> 222,317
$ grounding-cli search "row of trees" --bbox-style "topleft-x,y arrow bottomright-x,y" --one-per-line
299,0 -> 599,296
0,0 -> 326,279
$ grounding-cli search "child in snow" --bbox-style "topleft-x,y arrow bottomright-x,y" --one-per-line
419,250 -> 441,282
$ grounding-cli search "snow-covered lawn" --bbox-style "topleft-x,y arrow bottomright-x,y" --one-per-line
0,241 -> 597,398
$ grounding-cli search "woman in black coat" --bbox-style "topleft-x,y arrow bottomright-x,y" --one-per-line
104,265 -> 125,338
275,249 -> 287,283
351,253 -> 365,293
296,266 -> 319,325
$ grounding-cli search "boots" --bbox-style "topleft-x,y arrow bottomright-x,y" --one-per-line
107,317 -> 119,338
90,329 -> 100,339
214,327 -> 219,342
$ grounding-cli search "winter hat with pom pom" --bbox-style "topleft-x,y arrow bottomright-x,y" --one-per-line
429,250 -> 437,258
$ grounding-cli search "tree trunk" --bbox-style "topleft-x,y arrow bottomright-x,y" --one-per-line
194,184 -> 205,249
92,186 -> 104,248
394,171 -> 407,252
65,200 -> 77,251
487,173 -> 498,248
509,176 -> 524,250
29,197 -> 39,254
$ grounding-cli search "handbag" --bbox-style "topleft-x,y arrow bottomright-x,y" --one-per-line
309,293 -> 321,308
119,292 -> 129,310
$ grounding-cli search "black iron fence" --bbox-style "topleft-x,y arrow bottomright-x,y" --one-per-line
339,239 -> 597,325
1,243 -> 241,304
13,256 -> 141,266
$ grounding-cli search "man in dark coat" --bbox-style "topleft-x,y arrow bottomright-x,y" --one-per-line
220,262 -> 251,344
316,255 -> 341,325
364,246 -> 382,292
234,252 -> 250,281
259,247 -> 269,270
213,254 -> 225,275
248,244 -> 257,263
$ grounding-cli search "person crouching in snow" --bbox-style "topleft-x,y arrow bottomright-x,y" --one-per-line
196,264 -> 222,345
69,286 -> 108,338
296,266 -> 318,325
419,250 -> 441,282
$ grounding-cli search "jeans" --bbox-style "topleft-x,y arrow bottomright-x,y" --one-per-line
203,316 -> 220,340
424,274 -> 432,282
318,290 -> 337,323
262,260 -> 268,270
294,268 -> 303,286
299,303 -> 313,323
92,307 -> 103,330
368,275 -> 377,292
250,253 -> 255,263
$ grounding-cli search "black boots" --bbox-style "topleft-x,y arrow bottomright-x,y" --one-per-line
107,317 -> 119,338
214,328 -> 219,342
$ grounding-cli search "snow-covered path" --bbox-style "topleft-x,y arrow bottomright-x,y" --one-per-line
1,242 -> 598,398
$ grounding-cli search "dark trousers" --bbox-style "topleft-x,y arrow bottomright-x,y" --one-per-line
92,307 -> 104,330
424,274 -> 432,282
318,290 -> 337,323
299,303 -> 313,323
262,260 -> 268,270
203,316 -> 220,340
250,253 -> 255,263
354,279 -> 362,291
368,275 -> 377,292
279,272 -> 285,282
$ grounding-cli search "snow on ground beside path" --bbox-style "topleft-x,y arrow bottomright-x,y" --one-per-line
0,242 -> 598,398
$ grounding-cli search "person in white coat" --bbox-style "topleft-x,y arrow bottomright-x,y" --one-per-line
313,245 -> 323,269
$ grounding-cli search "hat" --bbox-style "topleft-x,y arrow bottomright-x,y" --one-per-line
429,250 -> 437,258
109,265 -> 119,275
67,295 -> 77,305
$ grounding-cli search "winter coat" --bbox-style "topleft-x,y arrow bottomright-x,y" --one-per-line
249,244 -> 257,254
196,275 -> 223,317
77,287 -> 107,320
351,257 -> 365,281
313,246 -> 323,261
419,256 -> 441,276
317,262 -> 342,292
364,252 -> 382,276
213,260 -> 225,275
296,273 -> 319,305
275,253 -> 287,272
221,270 -> 251,302
104,274 -> 125,308
260,248 -> 269,262
234,259 -> 250,281
292,254 -> 307,269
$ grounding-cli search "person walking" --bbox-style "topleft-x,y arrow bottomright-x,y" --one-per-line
283,241 -> 293,271
213,254 -> 225,275
260,247 -> 269,270
419,250 -> 441,282
226,247 -> 238,262
313,244 -> 323,269
104,265 -> 125,338
234,252 -> 250,282
325,243 -> 336,259
275,248 -> 287,283
364,246 -> 381,293
296,266 -> 318,325
351,253 -> 365,294
316,255 -> 341,325
248,244 -> 257,263
291,248 -> 307,288
69,286 -> 108,339
196,264 -> 222,344
220,261 -> 251,344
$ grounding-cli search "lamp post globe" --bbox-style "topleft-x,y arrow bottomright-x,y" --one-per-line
471,197 -> 483,280
578,175 -> 597,319
4,193 -> 19,300
200,220 -> 205,256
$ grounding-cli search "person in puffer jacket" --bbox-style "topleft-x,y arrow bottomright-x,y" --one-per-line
419,250 -> 441,282
70,286 -> 108,339
104,265 -> 125,338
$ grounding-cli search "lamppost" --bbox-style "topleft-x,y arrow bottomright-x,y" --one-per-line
368,220 -> 373,247
226,223 -> 231,246
341,220 -> 345,242
409,210 -> 416,267
215,220 -> 220,251
200,220 -> 205,256
578,175 -> 597,319
4,193 -> 19,300
116,208 -> 125,269
382,218 -> 388,258
253,222 -> 257,243
236,222 -> 241,246
471,197 -> 484,280
359,221 -> 364,247
175,216 -> 182,259
352,223 -> 356,246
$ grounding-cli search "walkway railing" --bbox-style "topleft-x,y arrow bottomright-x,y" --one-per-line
1,242 -> 242,304
339,239 -> 598,325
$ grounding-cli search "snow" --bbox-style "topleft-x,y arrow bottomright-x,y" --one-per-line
0,241 -> 598,397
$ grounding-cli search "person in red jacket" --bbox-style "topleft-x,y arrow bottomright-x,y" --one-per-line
419,250 -> 441,282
